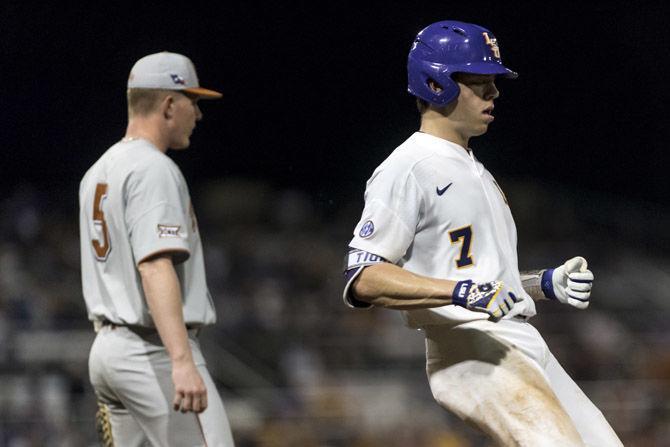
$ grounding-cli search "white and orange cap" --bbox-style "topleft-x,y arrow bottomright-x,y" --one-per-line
127,51 -> 222,99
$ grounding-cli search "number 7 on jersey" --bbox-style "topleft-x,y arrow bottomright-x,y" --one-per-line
449,225 -> 474,268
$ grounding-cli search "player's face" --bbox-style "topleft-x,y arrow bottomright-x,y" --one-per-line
167,92 -> 202,150
449,73 -> 499,137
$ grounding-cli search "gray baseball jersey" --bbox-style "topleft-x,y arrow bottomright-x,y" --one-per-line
345,131 -> 536,326
79,138 -> 216,327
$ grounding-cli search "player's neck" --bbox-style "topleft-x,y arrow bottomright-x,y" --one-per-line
419,120 -> 470,151
125,117 -> 169,153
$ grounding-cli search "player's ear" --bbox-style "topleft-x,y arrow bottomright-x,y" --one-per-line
428,79 -> 444,93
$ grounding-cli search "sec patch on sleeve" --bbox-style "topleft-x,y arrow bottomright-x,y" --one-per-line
359,220 -> 375,238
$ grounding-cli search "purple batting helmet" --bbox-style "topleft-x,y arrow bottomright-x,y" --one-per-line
407,20 -> 518,106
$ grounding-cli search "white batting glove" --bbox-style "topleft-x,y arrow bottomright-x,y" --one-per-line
541,256 -> 593,309
452,280 -> 520,322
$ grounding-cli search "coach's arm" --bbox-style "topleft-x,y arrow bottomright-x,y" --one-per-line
138,254 -> 208,414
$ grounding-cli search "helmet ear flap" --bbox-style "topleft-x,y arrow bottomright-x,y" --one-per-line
427,79 -> 444,93
424,77 -> 460,110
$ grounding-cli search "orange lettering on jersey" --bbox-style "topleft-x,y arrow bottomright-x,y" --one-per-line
92,183 -> 111,261
483,32 -> 501,59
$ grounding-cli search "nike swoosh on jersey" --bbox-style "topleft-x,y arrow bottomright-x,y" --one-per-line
436,183 -> 453,196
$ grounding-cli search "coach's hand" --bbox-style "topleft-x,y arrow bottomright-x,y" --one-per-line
541,256 -> 593,309
172,360 -> 208,413
452,280 -> 520,322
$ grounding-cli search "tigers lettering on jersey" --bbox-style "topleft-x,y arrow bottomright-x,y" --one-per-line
342,247 -> 384,309
346,248 -> 386,270
343,247 -> 386,287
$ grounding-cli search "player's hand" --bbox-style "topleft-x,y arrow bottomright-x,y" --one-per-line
172,360 -> 208,413
541,256 -> 593,309
452,280 -> 520,322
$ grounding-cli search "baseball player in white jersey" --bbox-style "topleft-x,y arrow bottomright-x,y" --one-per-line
343,21 -> 622,446
79,52 -> 235,446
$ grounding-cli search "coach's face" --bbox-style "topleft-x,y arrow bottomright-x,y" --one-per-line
450,73 -> 499,137
166,92 -> 202,150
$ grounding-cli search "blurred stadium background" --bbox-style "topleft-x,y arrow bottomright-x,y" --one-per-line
0,178 -> 668,446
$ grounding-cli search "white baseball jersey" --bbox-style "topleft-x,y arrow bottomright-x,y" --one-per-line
345,132 -> 536,327
79,138 -> 216,327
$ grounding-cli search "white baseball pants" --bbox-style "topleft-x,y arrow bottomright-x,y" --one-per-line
424,318 -> 622,447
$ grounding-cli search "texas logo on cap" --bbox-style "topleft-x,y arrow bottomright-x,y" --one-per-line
170,73 -> 186,85
127,51 -> 222,99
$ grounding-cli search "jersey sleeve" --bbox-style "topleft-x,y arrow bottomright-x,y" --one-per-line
124,159 -> 191,265
349,164 -> 424,263
342,247 -> 388,309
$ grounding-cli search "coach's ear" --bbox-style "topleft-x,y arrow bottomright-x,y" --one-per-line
161,94 -> 176,120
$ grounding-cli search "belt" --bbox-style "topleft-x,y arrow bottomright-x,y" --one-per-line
95,319 -> 201,336
99,320 -> 159,335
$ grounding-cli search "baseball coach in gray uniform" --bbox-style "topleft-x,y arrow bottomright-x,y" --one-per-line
79,52 -> 235,446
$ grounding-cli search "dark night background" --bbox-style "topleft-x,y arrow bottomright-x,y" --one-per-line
2,1 -> 668,211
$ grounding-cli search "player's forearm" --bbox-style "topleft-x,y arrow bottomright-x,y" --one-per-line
520,269 -> 546,302
352,263 -> 457,309
138,255 -> 194,364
